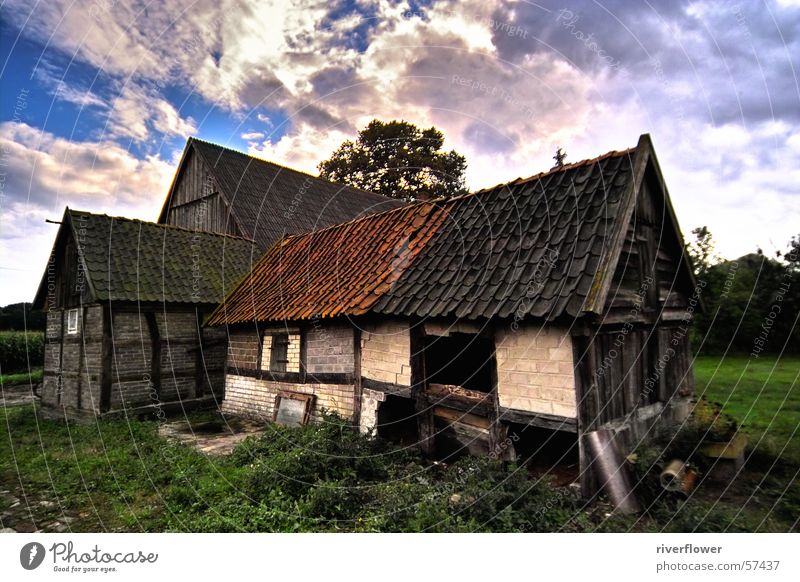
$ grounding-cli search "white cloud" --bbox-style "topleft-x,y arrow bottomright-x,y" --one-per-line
106,84 -> 197,142
241,131 -> 265,140
0,122 -> 176,303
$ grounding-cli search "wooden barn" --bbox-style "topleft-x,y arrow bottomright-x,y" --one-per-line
32,209 -> 255,418
157,137 -> 401,246
207,134 -> 701,494
32,138 -> 401,419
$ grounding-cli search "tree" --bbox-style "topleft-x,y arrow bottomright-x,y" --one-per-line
686,226 -> 718,278
553,147 -> 567,167
318,119 -> 467,201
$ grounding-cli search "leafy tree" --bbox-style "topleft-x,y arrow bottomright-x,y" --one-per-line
318,119 -> 467,201
686,226 -> 719,278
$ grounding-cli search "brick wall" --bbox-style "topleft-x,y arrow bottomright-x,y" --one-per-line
222,374 -> 356,421
361,320 -> 411,387
228,328 -> 260,370
109,311 -> 153,410
305,323 -> 354,374
494,323 -> 577,418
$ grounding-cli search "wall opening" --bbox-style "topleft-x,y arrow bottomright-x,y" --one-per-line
376,395 -> 418,445
508,422 -> 580,486
423,332 -> 494,392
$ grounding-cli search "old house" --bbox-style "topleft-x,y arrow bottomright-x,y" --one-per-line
207,134 -> 700,493
33,138 -> 401,419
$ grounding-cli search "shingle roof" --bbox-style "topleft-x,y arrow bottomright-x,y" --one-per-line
207,135 -> 661,326
373,147 -> 636,320
206,202 -> 450,324
36,209 -> 257,305
161,138 -> 404,250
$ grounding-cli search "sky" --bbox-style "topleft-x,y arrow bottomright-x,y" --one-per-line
1,0 -> 799,305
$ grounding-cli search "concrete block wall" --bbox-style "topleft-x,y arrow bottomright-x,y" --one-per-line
305,323 -> 354,374
222,374 -> 356,421
361,320 -> 411,387
494,323 -> 577,418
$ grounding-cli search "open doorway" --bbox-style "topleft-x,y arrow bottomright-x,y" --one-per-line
376,395 -> 418,446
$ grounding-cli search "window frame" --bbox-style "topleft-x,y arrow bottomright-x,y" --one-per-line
66,308 -> 79,334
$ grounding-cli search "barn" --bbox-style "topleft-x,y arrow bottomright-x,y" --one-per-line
32,138 -> 401,419
207,134 -> 701,494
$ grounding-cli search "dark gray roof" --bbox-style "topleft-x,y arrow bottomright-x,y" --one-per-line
34,209 -> 256,306
371,147 -> 637,320
179,138 -> 404,249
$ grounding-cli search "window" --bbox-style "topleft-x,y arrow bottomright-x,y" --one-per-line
67,308 -> 79,334
269,333 -> 289,373
261,331 -> 301,374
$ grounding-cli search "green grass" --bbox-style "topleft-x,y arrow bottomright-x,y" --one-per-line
0,367 -> 43,386
0,354 -> 797,533
694,354 -> 800,463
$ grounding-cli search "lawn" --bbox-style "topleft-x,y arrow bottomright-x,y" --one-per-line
0,354 -> 797,533
694,354 -> 800,463
0,367 -> 43,387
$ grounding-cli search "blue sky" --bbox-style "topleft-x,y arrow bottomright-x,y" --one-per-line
1,0 -> 799,305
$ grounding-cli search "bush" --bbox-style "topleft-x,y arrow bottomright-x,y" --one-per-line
0,331 -> 44,374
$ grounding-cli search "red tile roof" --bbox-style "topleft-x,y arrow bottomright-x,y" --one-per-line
206,200 -> 450,325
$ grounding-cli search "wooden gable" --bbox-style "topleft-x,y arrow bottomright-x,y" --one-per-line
157,142 -> 241,237
599,137 -> 697,324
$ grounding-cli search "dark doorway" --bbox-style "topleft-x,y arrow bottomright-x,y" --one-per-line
376,395 -> 418,446
423,333 -> 494,392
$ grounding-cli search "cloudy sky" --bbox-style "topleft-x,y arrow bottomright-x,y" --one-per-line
1,0 -> 799,305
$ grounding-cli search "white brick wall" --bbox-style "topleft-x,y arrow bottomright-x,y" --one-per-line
260,329 -> 300,373
495,324 -> 577,418
361,320 -> 411,387
222,373 -> 356,421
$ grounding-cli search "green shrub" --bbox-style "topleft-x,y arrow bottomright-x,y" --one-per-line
0,331 -> 44,374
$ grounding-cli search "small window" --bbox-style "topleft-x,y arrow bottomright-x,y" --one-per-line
269,333 -> 290,373
67,308 -> 79,334
261,331 -> 301,374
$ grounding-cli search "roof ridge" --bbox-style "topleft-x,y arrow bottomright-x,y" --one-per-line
67,208 -> 256,243
274,144 -> 639,246
473,146 -> 637,195
188,137 -> 390,200
278,196 -> 439,245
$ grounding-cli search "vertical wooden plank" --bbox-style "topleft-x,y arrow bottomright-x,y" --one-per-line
145,312 -> 161,399
100,303 -> 112,412
409,320 -> 434,455
352,327 -> 362,427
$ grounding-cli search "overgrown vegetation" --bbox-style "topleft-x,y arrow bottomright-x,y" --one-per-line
0,331 -> 44,375
1,354 -> 796,533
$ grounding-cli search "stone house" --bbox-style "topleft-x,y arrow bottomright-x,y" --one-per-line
32,138 -> 401,419
207,134 -> 700,493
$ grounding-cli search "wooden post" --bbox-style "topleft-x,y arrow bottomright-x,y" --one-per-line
145,312 -> 161,398
352,327 -> 362,427
409,320 -> 434,455
100,303 -> 112,412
